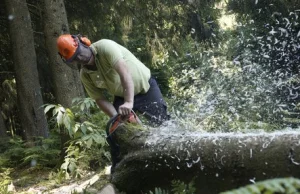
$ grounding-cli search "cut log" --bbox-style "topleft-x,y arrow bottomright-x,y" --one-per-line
110,125 -> 300,194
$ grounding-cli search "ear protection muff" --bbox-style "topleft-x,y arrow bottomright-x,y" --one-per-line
76,34 -> 91,46
80,36 -> 92,46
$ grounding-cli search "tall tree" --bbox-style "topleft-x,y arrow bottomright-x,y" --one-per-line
0,108 -> 7,138
42,0 -> 84,108
5,0 -> 49,141
0,85 -> 8,138
42,0 -> 85,161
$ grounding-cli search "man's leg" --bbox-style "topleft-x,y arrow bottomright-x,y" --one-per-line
106,134 -> 120,172
113,77 -> 170,126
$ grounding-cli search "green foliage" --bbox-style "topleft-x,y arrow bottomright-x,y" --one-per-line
166,35 -> 256,132
147,178 -> 300,194
72,97 -> 97,116
0,168 -> 13,194
60,143 -> 82,179
171,180 -> 196,194
44,104 -> 75,136
0,3 -> 13,85
0,185 -> 12,194
48,169 -> 67,184
149,187 -> 169,194
221,177 -> 300,194
147,180 -> 196,194
1,79 -> 18,136
44,98 -> 110,178
227,0 -> 298,23
283,102 -> 300,126
0,137 -> 24,167
0,135 -> 61,169
224,2 -> 300,129
165,5 -> 300,132
227,10 -> 300,127
21,137 -> 61,167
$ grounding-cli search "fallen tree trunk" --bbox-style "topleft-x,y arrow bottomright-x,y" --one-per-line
111,126 -> 300,194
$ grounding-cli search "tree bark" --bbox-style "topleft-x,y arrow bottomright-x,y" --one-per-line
42,0 -> 84,108
42,0 -> 85,160
5,0 -> 49,141
111,127 -> 300,194
0,108 -> 7,138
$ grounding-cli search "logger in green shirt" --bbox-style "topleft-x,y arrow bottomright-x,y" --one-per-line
57,34 -> 169,126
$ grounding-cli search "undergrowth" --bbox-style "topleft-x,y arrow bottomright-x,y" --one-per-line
0,97 -> 111,193
147,177 -> 300,194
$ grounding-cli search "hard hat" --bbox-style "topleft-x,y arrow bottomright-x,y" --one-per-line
57,34 -> 78,61
57,34 -> 91,62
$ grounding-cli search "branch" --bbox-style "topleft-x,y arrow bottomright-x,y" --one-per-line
0,71 -> 15,74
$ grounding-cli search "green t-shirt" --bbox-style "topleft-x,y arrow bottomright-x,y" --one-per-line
80,39 -> 151,100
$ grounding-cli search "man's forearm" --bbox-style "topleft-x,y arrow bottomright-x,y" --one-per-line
95,98 -> 118,117
115,59 -> 134,104
113,59 -> 135,115
121,74 -> 134,104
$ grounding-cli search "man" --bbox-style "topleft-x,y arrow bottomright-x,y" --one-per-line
57,34 -> 169,126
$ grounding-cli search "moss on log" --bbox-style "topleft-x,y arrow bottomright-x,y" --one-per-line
111,126 -> 300,194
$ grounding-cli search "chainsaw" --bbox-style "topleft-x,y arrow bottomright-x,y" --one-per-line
106,110 -> 142,167
106,110 -> 142,136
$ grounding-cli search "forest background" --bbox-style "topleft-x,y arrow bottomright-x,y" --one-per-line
0,0 -> 299,193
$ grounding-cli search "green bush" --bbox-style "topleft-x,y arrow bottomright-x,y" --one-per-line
147,180 -> 196,194
44,97 -> 110,178
0,135 -> 60,169
221,177 -> 300,194
147,178 -> 300,194
0,168 -> 13,194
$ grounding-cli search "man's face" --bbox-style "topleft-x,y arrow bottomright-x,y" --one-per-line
73,43 -> 93,65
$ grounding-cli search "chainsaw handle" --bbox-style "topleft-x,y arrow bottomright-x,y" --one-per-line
106,114 -> 120,136
106,110 -> 142,136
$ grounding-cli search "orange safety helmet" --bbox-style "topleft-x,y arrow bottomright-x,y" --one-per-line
57,34 -> 91,62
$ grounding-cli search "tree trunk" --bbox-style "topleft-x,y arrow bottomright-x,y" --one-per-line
5,0 -> 49,141
0,108 -> 7,138
111,127 -> 300,194
42,0 -> 85,160
42,0 -> 84,108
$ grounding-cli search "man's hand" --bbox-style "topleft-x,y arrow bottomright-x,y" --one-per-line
118,101 -> 133,115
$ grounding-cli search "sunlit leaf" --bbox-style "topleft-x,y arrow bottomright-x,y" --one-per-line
81,134 -> 91,141
81,124 -> 87,134
74,123 -> 80,134
86,138 -> 93,148
92,134 -> 105,145
56,111 -> 64,125
80,103 -> 85,112
68,161 -> 76,172
61,160 -> 69,170
87,126 -> 94,132
44,104 -> 56,114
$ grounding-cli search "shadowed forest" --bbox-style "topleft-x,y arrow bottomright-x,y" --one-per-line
0,0 -> 300,193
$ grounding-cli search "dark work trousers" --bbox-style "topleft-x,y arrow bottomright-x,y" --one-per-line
113,77 -> 170,127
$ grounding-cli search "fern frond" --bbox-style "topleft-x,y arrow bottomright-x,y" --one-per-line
220,177 -> 300,194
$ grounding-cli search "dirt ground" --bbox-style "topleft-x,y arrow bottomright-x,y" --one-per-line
8,166 -> 112,194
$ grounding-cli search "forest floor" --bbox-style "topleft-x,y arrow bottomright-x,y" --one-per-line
8,165 -> 112,194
